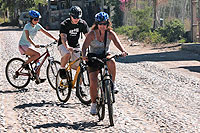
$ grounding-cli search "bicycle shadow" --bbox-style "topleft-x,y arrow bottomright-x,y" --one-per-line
0,88 -> 29,94
33,121 -> 104,131
13,101 -> 79,110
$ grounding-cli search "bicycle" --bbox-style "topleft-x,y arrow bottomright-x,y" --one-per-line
56,52 -> 91,105
88,54 -> 123,126
5,41 -> 60,89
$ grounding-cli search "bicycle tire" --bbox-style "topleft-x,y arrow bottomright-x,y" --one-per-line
105,79 -> 114,126
5,58 -> 30,88
97,81 -> 105,121
56,70 -> 72,103
46,60 -> 61,89
76,68 -> 91,105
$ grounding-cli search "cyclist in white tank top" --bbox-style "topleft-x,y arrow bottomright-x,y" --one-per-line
89,30 -> 111,55
82,12 -> 128,115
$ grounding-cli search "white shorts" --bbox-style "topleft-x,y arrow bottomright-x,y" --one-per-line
58,44 -> 81,68
57,44 -> 70,56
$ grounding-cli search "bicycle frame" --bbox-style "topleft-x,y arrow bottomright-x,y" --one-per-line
60,56 -> 82,88
29,48 -> 50,74
99,63 -> 115,103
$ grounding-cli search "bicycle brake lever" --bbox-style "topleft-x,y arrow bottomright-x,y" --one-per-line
40,45 -> 46,48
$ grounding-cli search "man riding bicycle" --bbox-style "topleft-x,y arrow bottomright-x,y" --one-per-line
58,6 -> 89,79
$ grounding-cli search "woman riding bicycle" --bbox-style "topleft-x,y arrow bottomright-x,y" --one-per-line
82,12 -> 128,115
18,10 -> 57,84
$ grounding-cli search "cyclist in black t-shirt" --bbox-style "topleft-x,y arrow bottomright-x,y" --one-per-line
58,6 -> 89,79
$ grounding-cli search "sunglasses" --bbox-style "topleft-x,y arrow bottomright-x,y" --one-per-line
98,22 -> 108,25
33,18 -> 39,21
72,15 -> 80,19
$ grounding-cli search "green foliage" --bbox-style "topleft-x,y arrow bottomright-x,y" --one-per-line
157,19 -> 185,42
144,31 -> 167,45
0,17 -> 9,23
130,5 -> 152,32
115,25 -> 139,38
106,0 -> 124,28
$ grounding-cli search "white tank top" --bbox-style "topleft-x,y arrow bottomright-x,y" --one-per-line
89,30 -> 111,55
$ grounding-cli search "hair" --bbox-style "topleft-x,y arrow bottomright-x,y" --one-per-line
91,20 -> 113,31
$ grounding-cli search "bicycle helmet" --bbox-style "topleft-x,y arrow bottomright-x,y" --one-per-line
95,12 -> 109,22
29,10 -> 41,18
69,6 -> 82,18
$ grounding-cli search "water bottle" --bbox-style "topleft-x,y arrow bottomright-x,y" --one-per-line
34,62 -> 40,71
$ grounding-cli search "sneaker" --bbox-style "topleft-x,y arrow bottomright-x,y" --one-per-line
59,69 -> 67,79
35,78 -> 46,84
22,63 -> 30,70
113,84 -> 119,94
90,103 -> 97,115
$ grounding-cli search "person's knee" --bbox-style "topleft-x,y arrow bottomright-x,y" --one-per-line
62,53 -> 70,60
107,60 -> 115,68
35,52 -> 40,58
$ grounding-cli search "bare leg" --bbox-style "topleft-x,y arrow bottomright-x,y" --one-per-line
61,53 -> 70,68
24,48 -> 40,64
89,71 -> 99,103
107,59 -> 116,82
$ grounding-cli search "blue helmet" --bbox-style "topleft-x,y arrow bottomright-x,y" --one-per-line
29,10 -> 41,18
95,12 -> 109,22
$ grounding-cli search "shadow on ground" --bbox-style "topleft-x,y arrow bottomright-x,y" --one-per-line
116,50 -> 200,63
177,66 -> 200,73
13,101 -> 81,109
33,121 -> 107,131
0,88 -> 28,94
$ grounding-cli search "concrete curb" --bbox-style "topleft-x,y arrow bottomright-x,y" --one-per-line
181,43 -> 200,54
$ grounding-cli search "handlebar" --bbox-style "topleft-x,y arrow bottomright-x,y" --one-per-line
39,41 -> 57,48
88,54 -> 127,65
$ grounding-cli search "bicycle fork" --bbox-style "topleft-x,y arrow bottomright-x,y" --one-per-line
103,68 -> 115,103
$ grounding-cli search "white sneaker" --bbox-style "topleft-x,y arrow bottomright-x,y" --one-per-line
90,103 -> 97,115
113,84 -> 119,94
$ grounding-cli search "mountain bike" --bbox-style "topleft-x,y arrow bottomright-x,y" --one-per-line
5,41 -> 60,89
89,54 -> 123,126
56,53 -> 91,105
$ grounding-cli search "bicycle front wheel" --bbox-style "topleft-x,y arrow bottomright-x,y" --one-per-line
97,82 -> 105,121
56,70 -> 71,103
76,68 -> 91,105
5,58 -> 30,88
47,60 -> 61,89
105,79 -> 114,126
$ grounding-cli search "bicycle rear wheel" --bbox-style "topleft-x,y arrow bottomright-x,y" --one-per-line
5,58 -> 30,88
56,70 -> 72,103
97,81 -> 105,121
76,68 -> 91,105
105,79 -> 114,126
46,60 -> 61,89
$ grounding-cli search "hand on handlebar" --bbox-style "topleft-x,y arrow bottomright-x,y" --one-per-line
82,56 -> 88,61
121,51 -> 128,57
67,47 -> 74,52
35,45 -> 40,48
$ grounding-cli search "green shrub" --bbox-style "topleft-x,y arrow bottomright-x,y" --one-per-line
143,31 -> 167,45
157,19 -> 185,42
115,25 -> 139,38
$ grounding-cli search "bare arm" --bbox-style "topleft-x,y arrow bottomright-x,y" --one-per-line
82,31 -> 94,57
40,28 -> 57,41
109,30 -> 128,56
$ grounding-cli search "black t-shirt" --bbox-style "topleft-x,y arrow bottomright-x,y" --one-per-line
58,18 -> 89,48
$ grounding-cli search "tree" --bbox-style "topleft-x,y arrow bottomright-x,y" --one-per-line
105,0 -> 124,27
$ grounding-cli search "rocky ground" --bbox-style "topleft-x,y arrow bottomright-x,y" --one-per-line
0,26 -> 200,133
